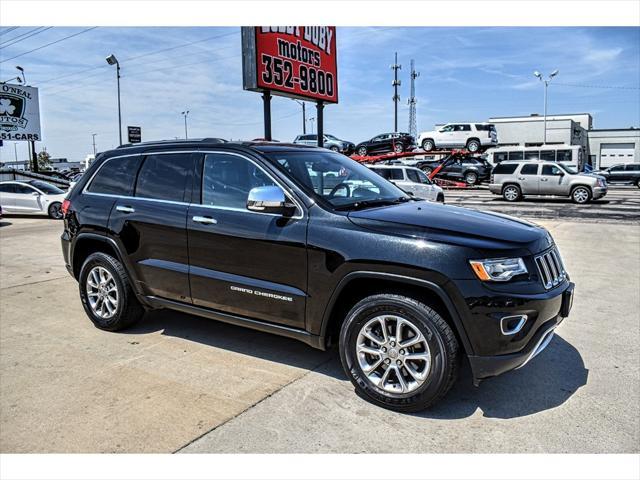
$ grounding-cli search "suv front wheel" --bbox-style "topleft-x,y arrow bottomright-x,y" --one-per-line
421,139 -> 435,151
571,186 -> 592,204
79,252 -> 145,331
339,294 -> 459,412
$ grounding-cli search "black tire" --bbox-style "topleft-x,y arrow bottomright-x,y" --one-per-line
466,139 -> 481,152
339,294 -> 460,412
421,139 -> 434,152
48,202 -> 63,219
78,252 -> 144,331
464,171 -> 478,185
393,143 -> 404,154
571,185 -> 592,204
330,145 -> 340,152
436,193 -> 445,203
636,178 -> 640,189
502,184 -> 521,202
357,146 -> 367,157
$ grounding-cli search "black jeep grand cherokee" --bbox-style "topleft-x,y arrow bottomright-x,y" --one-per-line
61,139 -> 574,412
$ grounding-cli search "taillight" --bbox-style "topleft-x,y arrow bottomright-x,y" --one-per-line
61,199 -> 71,216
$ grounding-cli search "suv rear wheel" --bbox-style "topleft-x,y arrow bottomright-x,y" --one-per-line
393,143 -> 404,154
466,139 -> 481,152
357,146 -> 367,156
330,145 -> 340,152
502,184 -> 521,202
79,252 -> 144,331
421,139 -> 435,151
464,171 -> 478,185
48,202 -> 63,219
339,294 -> 459,412
571,186 -> 592,204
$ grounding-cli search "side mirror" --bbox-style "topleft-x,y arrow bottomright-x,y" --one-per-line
247,186 -> 295,216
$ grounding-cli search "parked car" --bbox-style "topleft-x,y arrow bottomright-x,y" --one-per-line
593,163 -> 640,187
0,180 -> 68,219
489,161 -> 607,204
354,132 -> 416,157
418,156 -> 492,185
61,139 -> 574,412
368,164 -> 444,202
417,123 -> 497,153
293,133 -> 355,154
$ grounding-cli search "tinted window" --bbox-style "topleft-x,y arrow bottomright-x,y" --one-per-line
520,164 -> 539,175
625,164 -> 640,171
88,155 -> 142,196
28,180 -> 64,195
454,124 -> 471,131
406,169 -> 420,182
609,165 -> 625,172
542,165 -> 563,175
135,153 -> 194,202
0,184 -> 16,193
494,152 -> 509,163
556,149 -> 572,162
15,184 -> 37,194
493,163 -> 518,175
475,124 -> 496,131
509,151 -> 524,160
202,153 -> 276,209
540,150 -> 556,161
524,150 -> 540,160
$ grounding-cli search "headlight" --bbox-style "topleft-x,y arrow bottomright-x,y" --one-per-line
469,257 -> 527,282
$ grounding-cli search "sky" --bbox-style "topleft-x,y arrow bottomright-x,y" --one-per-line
0,26 -> 639,162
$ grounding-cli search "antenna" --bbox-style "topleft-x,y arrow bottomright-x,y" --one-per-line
408,59 -> 420,139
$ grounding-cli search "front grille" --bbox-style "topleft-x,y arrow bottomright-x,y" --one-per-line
535,247 -> 566,289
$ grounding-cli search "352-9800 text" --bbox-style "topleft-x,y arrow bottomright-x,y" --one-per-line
261,53 -> 334,97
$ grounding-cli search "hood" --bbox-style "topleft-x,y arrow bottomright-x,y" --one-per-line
348,201 -> 549,251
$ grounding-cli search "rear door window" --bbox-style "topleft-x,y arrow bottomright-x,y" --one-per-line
387,168 -> 404,180
542,165 -> 563,176
87,155 -> 142,196
406,169 -> 420,183
520,164 -> 539,175
135,153 -> 194,202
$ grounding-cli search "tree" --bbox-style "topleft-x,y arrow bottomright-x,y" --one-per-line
37,150 -> 52,170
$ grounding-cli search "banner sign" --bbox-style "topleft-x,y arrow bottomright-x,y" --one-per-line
0,84 -> 41,142
127,126 -> 142,143
242,26 -> 338,104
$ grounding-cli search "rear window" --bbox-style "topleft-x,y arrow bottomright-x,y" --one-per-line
520,164 -> 539,175
135,153 -> 194,202
87,155 -> 142,196
493,163 -> 518,175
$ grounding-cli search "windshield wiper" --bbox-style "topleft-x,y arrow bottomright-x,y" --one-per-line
335,196 -> 411,211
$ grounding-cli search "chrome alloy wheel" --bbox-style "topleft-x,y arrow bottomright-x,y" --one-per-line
356,315 -> 431,395
573,187 -> 589,204
86,266 -> 119,319
504,186 -> 519,201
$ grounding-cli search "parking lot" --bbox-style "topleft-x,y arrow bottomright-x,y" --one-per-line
1,190 -> 638,454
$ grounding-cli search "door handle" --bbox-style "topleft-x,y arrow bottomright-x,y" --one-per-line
517,177 -> 525,180
192,215 -> 217,225
541,178 -> 548,181
116,205 -> 135,214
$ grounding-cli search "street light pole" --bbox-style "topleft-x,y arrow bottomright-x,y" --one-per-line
92,134 -> 97,156
106,55 -> 123,146
533,69 -> 559,145
292,99 -> 306,134
309,117 -> 316,134
182,110 -> 189,139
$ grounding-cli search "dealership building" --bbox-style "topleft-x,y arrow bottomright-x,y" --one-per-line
488,113 -> 639,169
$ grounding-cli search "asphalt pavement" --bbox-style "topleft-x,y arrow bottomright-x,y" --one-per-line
0,194 -> 638,454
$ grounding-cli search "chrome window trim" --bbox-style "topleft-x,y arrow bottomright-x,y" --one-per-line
81,149 -> 305,220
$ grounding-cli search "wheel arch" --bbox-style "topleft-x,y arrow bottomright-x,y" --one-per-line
71,233 -> 124,279
319,271 -> 474,355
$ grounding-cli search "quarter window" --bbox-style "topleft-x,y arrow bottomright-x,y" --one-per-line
202,153 -> 276,209
135,154 -> 194,202
88,155 -> 142,196
520,164 -> 539,175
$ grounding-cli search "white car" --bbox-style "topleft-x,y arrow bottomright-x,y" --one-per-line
0,180 -> 68,219
368,165 -> 444,202
417,122 -> 498,153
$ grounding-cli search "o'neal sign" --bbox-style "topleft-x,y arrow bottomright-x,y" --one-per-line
242,27 -> 338,104
0,83 -> 42,142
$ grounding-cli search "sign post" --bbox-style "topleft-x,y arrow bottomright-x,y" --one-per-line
127,126 -> 142,144
242,27 -> 338,145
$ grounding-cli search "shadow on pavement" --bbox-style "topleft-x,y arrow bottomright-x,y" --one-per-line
0,221 -> 12,227
128,309 -> 587,420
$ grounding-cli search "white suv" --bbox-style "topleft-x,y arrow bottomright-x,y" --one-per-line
417,123 -> 497,153
368,165 -> 444,202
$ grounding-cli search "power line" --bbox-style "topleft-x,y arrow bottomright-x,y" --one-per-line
553,82 -> 640,91
0,27 -> 98,63
0,27 -> 20,36
0,27 -> 53,49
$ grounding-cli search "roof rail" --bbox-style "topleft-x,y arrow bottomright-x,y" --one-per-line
116,138 -> 227,149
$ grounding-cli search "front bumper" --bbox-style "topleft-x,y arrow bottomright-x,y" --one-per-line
467,282 -> 575,384
593,186 -> 607,199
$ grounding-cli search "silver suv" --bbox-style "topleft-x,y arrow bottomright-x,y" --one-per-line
368,165 -> 445,202
417,123 -> 498,153
489,161 -> 607,204
293,134 -> 355,154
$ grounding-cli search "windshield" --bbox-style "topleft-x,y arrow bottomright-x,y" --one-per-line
28,180 -> 64,195
324,134 -> 339,141
266,150 -> 410,210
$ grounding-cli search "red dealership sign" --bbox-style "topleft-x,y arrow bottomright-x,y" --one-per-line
242,27 -> 338,104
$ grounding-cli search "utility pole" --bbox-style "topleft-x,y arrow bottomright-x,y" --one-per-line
92,134 -> 97,156
309,117 -> 316,134
391,52 -> 402,133
13,142 -> 18,162
407,59 -> 420,140
182,110 -> 189,139
292,99 -> 307,134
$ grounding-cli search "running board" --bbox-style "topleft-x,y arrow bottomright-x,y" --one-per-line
144,296 -> 325,350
